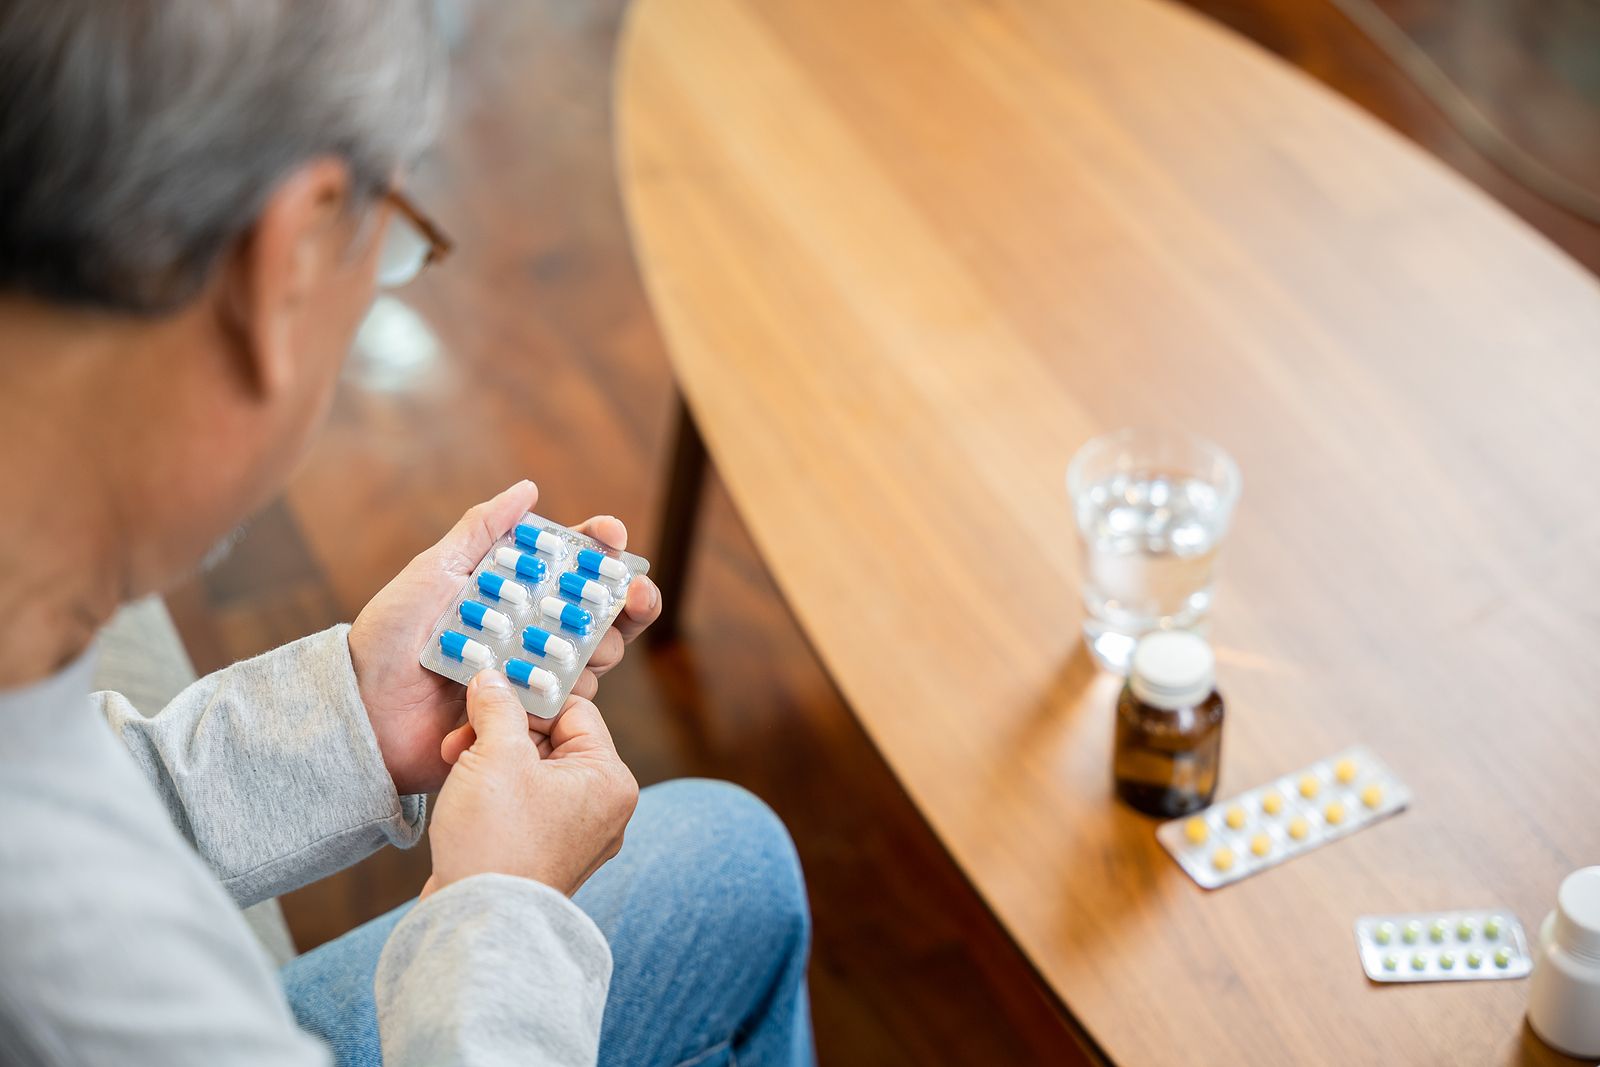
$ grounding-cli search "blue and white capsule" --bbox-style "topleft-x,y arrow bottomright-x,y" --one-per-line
505,657 -> 558,695
558,571 -> 611,608
514,523 -> 566,559
576,548 -> 629,583
458,599 -> 512,639
493,547 -> 548,584
476,570 -> 530,608
521,625 -> 576,662
539,595 -> 593,634
439,629 -> 494,670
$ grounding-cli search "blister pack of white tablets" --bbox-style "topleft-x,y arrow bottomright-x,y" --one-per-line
1354,910 -> 1530,983
419,513 -> 650,718
1155,746 -> 1410,889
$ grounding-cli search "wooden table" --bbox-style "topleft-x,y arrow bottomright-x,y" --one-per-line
616,0 -> 1600,1062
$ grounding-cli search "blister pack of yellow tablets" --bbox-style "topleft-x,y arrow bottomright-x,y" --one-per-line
418,513 -> 649,719
1354,909 -> 1530,983
1155,746 -> 1410,889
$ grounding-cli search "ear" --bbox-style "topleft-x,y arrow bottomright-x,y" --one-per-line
216,158 -> 358,399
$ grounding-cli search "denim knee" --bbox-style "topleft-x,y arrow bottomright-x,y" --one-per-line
582,780 -> 813,1066
637,778 -> 811,951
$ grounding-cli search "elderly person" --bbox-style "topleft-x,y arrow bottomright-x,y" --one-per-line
0,2 -> 813,1065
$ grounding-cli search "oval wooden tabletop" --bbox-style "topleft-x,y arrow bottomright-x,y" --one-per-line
616,0 -> 1600,1062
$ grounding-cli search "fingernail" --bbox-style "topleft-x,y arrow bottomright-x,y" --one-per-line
648,578 -> 660,609
474,668 -> 511,690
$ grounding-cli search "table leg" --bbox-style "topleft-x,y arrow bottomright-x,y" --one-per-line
650,393 -> 708,643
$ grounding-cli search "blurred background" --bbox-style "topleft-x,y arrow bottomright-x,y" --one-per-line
164,1 -> 1598,1062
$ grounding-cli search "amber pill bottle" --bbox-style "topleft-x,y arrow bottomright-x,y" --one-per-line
1113,631 -> 1225,818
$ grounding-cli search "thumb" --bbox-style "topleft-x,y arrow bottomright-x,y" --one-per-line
436,480 -> 539,574
466,670 -> 535,749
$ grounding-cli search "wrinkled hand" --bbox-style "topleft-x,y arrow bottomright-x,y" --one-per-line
348,481 -> 662,795
422,670 -> 638,898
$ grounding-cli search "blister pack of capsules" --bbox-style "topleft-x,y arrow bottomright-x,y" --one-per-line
419,513 -> 650,718
1156,746 -> 1410,889
1354,910 -> 1530,983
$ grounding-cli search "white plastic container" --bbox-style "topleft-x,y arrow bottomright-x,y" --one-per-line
1527,866 -> 1600,1059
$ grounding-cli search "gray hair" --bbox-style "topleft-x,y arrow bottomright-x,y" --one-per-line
0,0 -> 446,313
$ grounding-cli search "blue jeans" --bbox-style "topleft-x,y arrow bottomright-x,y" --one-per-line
282,779 -> 814,1066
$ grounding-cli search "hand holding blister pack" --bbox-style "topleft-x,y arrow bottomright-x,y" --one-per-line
419,513 -> 650,717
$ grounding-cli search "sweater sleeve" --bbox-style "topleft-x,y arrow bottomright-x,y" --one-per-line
96,624 -> 426,907
376,874 -> 613,1066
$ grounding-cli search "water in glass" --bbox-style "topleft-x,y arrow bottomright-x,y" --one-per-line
1076,471 -> 1226,672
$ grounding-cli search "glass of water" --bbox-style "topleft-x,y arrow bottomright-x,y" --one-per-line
1067,428 -> 1241,673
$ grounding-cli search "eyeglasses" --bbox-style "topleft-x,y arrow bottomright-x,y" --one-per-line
376,186 -> 453,289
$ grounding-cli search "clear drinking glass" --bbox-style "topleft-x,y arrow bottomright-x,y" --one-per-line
1066,428 -> 1241,673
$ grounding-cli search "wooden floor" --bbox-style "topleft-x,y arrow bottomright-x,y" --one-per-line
165,2 -> 1597,1063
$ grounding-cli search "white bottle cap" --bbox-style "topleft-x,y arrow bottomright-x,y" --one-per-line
1129,631 -> 1216,710
1554,866 -> 1600,962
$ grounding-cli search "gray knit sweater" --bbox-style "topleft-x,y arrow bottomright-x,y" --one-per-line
0,625 -> 611,1065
